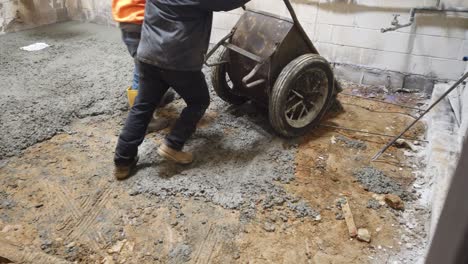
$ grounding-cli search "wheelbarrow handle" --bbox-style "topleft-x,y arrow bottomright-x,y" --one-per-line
282,0 -> 318,54
204,31 -> 235,66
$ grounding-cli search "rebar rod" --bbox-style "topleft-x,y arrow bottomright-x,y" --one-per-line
371,72 -> 468,161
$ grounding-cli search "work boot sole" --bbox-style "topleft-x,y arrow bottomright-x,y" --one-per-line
157,147 -> 192,165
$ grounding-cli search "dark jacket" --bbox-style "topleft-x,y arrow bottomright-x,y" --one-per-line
137,0 -> 249,71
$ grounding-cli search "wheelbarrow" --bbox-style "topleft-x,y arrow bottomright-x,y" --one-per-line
205,0 -> 341,137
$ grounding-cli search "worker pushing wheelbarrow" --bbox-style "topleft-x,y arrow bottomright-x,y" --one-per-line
205,0 -> 341,137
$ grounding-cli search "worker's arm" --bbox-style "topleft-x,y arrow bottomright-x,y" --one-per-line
199,0 -> 250,12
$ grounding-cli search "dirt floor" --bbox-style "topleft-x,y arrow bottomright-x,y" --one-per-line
0,22 -> 431,263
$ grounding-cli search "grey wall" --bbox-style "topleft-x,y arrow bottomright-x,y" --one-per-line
1,0 -> 467,91
0,0 -> 70,33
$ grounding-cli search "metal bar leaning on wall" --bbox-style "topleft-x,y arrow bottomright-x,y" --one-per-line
371,71 -> 468,161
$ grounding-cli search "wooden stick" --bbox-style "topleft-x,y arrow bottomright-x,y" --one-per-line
341,198 -> 357,238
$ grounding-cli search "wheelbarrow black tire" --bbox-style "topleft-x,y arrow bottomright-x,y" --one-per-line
269,54 -> 335,137
212,49 -> 248,105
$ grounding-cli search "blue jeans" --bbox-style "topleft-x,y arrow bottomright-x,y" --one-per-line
121,29 -> 141,90
131,67 -> 139,90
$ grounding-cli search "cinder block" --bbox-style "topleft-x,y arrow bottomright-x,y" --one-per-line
376,0 -> 428,8
56,7 -> 69,22
333,64 -> 363,84
210,28 -> 230,44
246,0 -> 287,16
79,0 -> 94,11
316,2 -> 355,27
360,49 -> 432,76
331,25 -> 464,60
361,69 -> 405,89
315,23 -> 332,43
430,58 -> 465,80
331,26 -> 413,54
2,1 -> 18,19
331,44 -> 361,65
289,2 -> 318,23
213,12 -> 240,31
403,74 -> 435,94
460,40 -> 468,60
443,0 -> 468,8
301,21 -> 315,43
412,13 -> 467,39
314,42 -> 334,61
90,13 -> 109,25
412,34 -> 463,60
354,10 -> 398,30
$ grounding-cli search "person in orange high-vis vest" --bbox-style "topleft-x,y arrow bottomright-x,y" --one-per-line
112,0 -> 145,94
112,0 -> 174,135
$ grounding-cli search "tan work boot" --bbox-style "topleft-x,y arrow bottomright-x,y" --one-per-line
114,156 -> 139,181
157,143 -> 193,165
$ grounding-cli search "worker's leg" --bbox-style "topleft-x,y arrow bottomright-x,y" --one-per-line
120,27 -> 173,134
114,61 -> 170,167
163,70 -> 210,151
121,26 -> 174,106
121,28 -> 141,90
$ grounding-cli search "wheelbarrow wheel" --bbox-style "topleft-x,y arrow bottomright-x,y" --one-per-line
269,54 -> 334,137
212,49 -> 248,105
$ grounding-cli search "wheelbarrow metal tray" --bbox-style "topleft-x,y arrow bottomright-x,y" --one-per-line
228,9 -> 316,105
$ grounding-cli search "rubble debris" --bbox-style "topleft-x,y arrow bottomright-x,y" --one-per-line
335,135 -> 367,150
394,139 -> 416,151
395,88 -> 417,94
288,200 -> 320,219
353,167 -> 412,200
335,212 -> 344,220
262,195 -> 285,209
340,198 -> 357,238
384,194 -> 405,210
168,243 -> 192,263
367,199 -> 381,210
65,242 -> 76,248
0,191 -> 16,210
40,240 -> 53,251
336,197 -> 346,208
357,228 -> 371,243
102,255 -> 114,264
263,222 -> 276,232
108,240 -> 126,254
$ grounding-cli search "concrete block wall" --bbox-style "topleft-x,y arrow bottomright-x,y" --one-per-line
0,0 -> 70,34
213,0 -> 468,91
426,69 -> 467,236
1,0 -> 467,91
67,0 -> 116,26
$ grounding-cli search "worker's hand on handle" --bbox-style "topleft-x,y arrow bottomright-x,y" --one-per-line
199,0 -> 251,12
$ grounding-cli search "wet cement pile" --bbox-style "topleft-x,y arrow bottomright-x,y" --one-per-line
130,95 -> 319,219
335,135 -> 367,150
353,166 -> 412,200
0,22 -> 131,158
